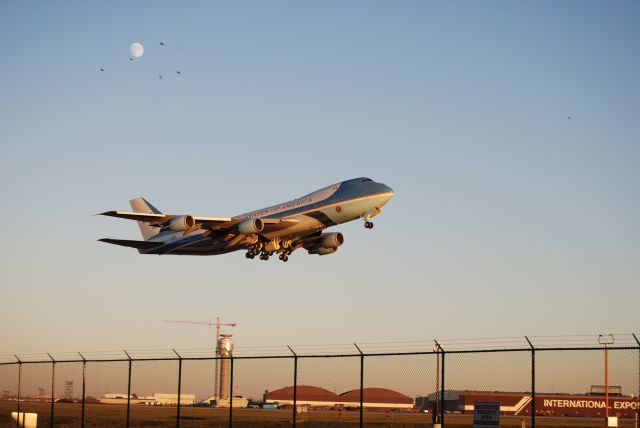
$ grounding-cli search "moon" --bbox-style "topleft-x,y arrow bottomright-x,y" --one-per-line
130,42 -> 144,58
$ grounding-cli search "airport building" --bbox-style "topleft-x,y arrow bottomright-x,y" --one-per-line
215,396 -> 249,408
99,393 -> 195,406
154,393 -> 196,406
265,385 -> 413,410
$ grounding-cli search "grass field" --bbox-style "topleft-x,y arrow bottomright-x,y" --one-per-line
1,401 -> 637,427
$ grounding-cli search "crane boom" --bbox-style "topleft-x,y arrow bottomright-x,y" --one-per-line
163,320 -> 238,328
162,317 -> 237,399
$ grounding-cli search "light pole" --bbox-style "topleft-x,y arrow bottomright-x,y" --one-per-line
598,334 -> 615,427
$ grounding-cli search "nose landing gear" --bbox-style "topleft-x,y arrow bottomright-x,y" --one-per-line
362,207 -> 381,230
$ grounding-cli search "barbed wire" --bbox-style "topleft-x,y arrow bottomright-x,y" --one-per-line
1,333 -> 637,364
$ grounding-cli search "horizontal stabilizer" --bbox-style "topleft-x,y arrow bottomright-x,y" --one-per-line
98,238 -> 164,250
100,211 -> 167,222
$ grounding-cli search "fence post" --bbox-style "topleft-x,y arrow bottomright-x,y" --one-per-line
47,353 -> 55,428
173,350 -> 182,428
124,350 -> 132,428
78,353 -> 86,428
433,344 -> 439,426
14,355 -> 21,428
354,343 -> 364,428
633,333 -> 640,426
434,341 -> 445,428
229,356 -> 234,428
287,346 -> 298,427
525,336 -> 536,428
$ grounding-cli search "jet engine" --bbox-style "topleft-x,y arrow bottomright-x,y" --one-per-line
308,232 -> 344,255
320,232 -> 344,248
169,215 -> 195,231
237,218 -> 264,235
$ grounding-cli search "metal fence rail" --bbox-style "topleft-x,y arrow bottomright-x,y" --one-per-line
1,334 -> 638,427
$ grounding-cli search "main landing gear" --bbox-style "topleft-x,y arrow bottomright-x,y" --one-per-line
245,250 -> 272,260
278,241 -> 294,262
246,250 -> 272,260
245,241 -> 292,262
245,243 -> 262,259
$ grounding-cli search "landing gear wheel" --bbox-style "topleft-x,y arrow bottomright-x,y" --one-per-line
245,252 -> 254,259
365,221 -> 374,229
260,253 -> 269,261
279,254 -> 289,262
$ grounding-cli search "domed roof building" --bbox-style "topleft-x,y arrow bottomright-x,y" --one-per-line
265,385 -> 414,409
265,385 -> 340,407
340,388 -> 413,408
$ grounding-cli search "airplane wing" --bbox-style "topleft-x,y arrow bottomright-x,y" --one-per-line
99,211 -> 298,233
194,217 -> 299,231
100,211 -> 232,225
260,218 -> 300,233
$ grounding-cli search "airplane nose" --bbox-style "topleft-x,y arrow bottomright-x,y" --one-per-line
379,183 -> 394,202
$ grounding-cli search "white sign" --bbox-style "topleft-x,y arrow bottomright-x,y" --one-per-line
473,402 -> 500,427
11,412 -> 38,428
608,416 -> 618,427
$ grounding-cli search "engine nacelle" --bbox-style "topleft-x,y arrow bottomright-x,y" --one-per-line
308,233 -> 344,255
308,247 -> 337,256
169,215 -> 195,231
237,218 -> 264,235
320,232 -> 344,248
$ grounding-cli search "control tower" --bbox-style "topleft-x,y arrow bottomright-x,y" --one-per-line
218,334 -> 233,400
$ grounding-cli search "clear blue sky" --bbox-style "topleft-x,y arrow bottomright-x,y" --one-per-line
1,1 -> 639,355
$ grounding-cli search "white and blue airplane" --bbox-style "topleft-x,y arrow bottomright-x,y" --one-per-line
99,177 -> 394,262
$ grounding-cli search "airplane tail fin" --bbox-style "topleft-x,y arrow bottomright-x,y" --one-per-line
129,197 -> 162,240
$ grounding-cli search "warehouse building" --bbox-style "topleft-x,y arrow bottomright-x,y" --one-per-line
416,390 -> 639,418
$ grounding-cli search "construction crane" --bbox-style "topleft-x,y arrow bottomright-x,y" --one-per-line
163,317 -> 238,399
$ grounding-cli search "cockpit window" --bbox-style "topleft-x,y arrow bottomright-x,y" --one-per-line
361,178 -> 372,182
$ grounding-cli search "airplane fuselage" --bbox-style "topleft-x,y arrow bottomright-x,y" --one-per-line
242,177 -> 394,238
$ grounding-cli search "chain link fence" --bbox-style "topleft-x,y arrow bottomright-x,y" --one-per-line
1,334 -> 638,427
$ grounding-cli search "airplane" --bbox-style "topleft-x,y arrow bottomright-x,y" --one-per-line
98,177 -> 394,262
